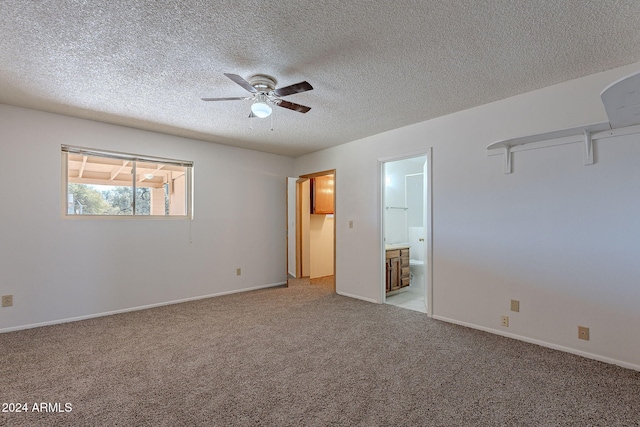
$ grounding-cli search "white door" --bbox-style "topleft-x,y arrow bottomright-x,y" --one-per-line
286,177 -> 298,279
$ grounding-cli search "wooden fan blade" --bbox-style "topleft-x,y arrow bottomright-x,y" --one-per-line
201,97 -> 247,101
277,100 -> 311,113
224,73 -> 258,93
273,81 -> 313,97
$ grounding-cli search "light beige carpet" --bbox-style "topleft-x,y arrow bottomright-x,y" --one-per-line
1,278 -> 639,426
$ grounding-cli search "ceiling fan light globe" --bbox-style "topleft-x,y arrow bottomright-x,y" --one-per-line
251,101 -> 272,118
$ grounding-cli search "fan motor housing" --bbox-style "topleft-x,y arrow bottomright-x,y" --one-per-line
249,74 -> 277,92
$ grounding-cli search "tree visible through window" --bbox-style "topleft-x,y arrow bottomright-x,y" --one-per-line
62,146 -> 193,217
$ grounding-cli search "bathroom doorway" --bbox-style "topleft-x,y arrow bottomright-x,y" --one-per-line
381,152 -> 432,314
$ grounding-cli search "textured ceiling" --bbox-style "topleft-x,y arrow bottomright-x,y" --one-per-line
1,1 -> 640,157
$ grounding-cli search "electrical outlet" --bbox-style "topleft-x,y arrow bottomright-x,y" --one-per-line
501,315 -> 509,327
348,220 -> 354,229
2,295 -> 13,307
510,299 -> 520,312
578,326 -> 589,341
236,268 -> 241,276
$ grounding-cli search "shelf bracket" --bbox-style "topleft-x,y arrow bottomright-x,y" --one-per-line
583,130 -> 594,165
503,146 -> 512,174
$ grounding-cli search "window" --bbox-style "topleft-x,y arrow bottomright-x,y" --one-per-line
62,145 -> 193,217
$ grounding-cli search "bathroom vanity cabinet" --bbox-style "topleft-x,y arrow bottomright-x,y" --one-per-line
385,247 -> 410,293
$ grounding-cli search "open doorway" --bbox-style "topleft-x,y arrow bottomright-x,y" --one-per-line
286,170 -> 336,292
381,153 -> 432,314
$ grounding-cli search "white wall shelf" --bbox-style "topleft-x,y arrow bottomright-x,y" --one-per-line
487,122 -> 610,174
487,123 -> 640,173
488,70 -> 640,174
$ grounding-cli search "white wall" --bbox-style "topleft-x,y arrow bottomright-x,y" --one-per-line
0,105 -> 293,331
310,214 -> 334,278
294,62 -> 640,369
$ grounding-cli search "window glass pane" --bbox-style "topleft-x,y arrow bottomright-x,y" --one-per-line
136,161 -> 161,216
135,160 -> 187,216
67,153 -> 135,215
67,184 -> 136,215
103,185 -> 134,215
64,148 -> 191,217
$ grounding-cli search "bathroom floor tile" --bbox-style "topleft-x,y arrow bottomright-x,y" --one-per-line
386,292 -> 427,314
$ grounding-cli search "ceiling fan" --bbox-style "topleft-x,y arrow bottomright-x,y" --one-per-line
202,73 -> 313,118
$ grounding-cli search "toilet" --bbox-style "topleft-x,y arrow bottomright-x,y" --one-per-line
408,227 -> 425,294
409,259 -> 424,290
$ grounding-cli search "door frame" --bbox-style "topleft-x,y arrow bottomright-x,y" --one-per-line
379,149 -> 433,316
287,169 -> 336,292
286,177 -> 301,281
295,177 -> 306,279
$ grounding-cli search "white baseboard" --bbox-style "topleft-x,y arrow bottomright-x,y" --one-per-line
336,291 -> 378,304
0,282 -> 287,334
432,315 -> 640,372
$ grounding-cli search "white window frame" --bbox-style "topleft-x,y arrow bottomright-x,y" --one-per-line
61,145 -> 194,219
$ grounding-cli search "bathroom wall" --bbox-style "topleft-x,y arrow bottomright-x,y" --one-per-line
383,159 -> 424,244
405,173 -> 424,229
